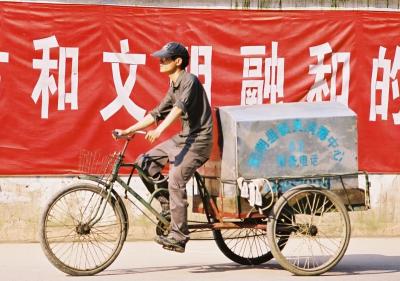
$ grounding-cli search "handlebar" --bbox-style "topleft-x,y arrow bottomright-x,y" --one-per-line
112,130 -> 147,156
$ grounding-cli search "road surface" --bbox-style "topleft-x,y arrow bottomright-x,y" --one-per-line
0,238 -> 399,281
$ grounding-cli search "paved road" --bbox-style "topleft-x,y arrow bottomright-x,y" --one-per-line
0,238 -> 399,281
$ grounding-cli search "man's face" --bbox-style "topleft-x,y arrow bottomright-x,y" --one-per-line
159,57 -> 182,74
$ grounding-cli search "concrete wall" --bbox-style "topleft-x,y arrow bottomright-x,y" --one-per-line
352,175 -> 400,236
0,0 -> 399,241
0,176 -> 154,241
0,174 -> 399,241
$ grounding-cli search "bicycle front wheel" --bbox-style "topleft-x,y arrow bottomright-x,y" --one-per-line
40,183 -> 127,276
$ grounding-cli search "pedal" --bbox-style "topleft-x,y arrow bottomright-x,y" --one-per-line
162,245 -> 185,253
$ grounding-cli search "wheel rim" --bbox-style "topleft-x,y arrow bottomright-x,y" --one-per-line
272,189 -> 349,273
216,224 -> 274,264
43,188 -> 123,272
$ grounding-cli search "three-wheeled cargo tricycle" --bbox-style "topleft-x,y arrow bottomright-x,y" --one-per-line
40,102 -> 370,276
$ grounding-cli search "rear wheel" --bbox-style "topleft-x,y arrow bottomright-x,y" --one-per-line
213,219 -> 280,265
40,183 -> 127,276
267,187 -> 350,276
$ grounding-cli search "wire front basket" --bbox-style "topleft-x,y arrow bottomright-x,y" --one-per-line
78,150 -> 118,179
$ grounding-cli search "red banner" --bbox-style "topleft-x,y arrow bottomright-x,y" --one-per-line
0,2 -> 399,174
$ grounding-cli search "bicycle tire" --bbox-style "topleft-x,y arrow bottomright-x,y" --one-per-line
40,183 -> 128,276
213,219 -> 277,265
267,187 -> 351,276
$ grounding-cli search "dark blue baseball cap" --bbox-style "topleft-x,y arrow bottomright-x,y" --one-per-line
152,42 -> 189,59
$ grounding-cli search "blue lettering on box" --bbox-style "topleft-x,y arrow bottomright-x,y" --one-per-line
277,122 -> 290,136
328,136 -> 338,148
289,140 -> 296,153
248,120 -> 345,171
297,140 -> 304,152
310,153 -> 318,166
299,155 -> 308,167
272,178 -> 331,193
288,155 -> 297,168
266,128 -> 279,143
333,150 -> 344,162
317,125 -> 330,141
255,139 -> 269,153
306,121 -> 317,135
248,152 -> 262,168
276,154 -> 286,168
292,119 -> 303,132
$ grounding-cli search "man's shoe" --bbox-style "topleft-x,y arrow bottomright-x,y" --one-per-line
154,235 -> 186,253
160,201 -> 170,215
160,209 -> 170,219
154,235 -> 165,246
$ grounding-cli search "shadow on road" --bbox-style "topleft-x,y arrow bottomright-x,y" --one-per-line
100,262 -> 281,276
100,254 -> 400,277
327,254 -> 400,276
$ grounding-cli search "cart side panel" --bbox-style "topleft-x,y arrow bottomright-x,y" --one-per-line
219,109 -> 238,181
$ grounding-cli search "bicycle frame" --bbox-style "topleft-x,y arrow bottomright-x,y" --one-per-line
79,136 -> 269,231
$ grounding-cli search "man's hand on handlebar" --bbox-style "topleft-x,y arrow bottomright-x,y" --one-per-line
112,129 -> 146,140
112,129 -> 129,140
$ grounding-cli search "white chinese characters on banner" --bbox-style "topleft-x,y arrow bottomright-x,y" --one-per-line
370,46 -> 400,124
190,46 -> 212,102
0,51 -> 9,83
240,42 -> 284,105
101,39 -> 146,121
32,35 -> 79,119
0,52 -> 9,63
307,43 -> 350,106
58,47 -> 79,111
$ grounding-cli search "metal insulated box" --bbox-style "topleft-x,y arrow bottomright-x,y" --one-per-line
218,102 -> 358,181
